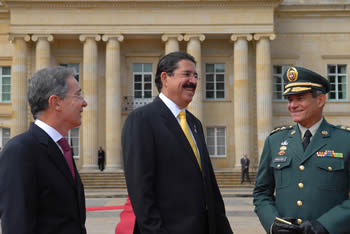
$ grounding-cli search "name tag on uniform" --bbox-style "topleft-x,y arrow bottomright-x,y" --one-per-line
274,157 -> 287,163
316,150 -> 343,158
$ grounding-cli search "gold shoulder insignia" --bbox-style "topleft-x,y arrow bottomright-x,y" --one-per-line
336,125 -> 350,132
270,125 -> 293,136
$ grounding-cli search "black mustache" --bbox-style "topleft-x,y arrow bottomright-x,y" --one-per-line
183,83 -> 196,89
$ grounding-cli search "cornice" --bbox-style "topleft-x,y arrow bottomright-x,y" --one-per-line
3,0 -> 282,9
276,4 -> 350,17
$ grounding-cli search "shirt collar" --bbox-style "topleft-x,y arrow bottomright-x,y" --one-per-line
298,117 -> 323,140
159,93 -> 185,118
35,119 -> 63,142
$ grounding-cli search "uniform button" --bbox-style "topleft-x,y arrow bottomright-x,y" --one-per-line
298,183 -> 304,189
297,219 -> 303,224
297,200 -> 303,206
277,164 -> 281,168
328,166 -> 332,171
299,165 -> 305,171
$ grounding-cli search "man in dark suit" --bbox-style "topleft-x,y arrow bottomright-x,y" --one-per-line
254,67 -> 350,234
240,154 -> 250,184
98,146 -> 105,171
122,51 -> 233,234
0,66 -> 88,234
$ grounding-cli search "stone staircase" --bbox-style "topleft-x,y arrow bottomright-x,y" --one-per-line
80,170 -> 256,190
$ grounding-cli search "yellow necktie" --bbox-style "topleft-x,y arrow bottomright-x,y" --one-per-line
178,110 -> 202,170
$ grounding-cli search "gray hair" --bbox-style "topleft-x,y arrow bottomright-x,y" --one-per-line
28,66 -> 75,119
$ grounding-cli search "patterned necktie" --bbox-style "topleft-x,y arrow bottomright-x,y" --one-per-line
178,111 -> 202,170
57,137 -> 76,180
302,130 -> 312,151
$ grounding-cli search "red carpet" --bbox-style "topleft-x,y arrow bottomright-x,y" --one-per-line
85,197 -> 135,234
115,197 -> 135,234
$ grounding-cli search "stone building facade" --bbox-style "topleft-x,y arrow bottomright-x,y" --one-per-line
0,0 -> 349,171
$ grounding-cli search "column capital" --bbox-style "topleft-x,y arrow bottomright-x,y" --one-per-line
184,34 -> 205,42
230,34 -> 253,42
79,34 -> 101,42
161,34 -> 183,42
102,34 -> 124,42
31,34 -> 54,42
8,34 -> 31,43
253,33 -> 276,41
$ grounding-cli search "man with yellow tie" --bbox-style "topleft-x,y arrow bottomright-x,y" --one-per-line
122,51 -> 233,234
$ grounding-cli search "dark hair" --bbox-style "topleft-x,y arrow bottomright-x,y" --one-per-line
155,51 -> 196,92
28,66 -> 75,119
311,90 -> 323,98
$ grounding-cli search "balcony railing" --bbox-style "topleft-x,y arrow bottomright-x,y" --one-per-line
122,96 -> 155,112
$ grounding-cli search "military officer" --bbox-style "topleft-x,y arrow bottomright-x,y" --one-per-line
253,66 -> 350,234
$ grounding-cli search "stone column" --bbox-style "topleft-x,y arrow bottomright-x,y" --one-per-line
79,34 -> 101,171
9,35 -> 30,137
161,34 -> 183,54
184,34 -> 205,122
254,34 -> 276,157
32,35 -> 53,71
231,34 -> 252,168
102,34 -> 124,171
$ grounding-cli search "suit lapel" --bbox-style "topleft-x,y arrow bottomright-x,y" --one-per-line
300,120 -> 332,164
155,97 -> 202,170
31,124 -> 77,189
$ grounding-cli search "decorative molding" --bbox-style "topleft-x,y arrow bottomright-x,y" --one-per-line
79,34 -> 101,42
4,0 -> 282,9
102,34 -> 124,42
9,25 -> 274,35
161,34 -> 184,42
277,4 -> 350,18
8,34 -> 31,43
321,55 -> 350,60
184,34 -> 205,42
254,33 -> 276,41
230,34 -> 253,42
0,56 -> 12,62
31,34 -> 54,42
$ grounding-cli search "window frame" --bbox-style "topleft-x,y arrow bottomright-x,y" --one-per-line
0,66 -> 11,103
205,63 -> 226,100
66,127 -> 80,158
0,127 -> 10,149
206,127 -> 227,158
273,65 -> 292,101
132,63 -> 153,99
327,64 -> 348,101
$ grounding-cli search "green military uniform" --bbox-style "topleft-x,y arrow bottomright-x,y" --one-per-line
253,67 -> 350,234
253,120 -> 350,233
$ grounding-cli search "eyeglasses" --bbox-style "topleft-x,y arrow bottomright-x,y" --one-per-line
66,92 -> 84,99
168,71 -> 199,80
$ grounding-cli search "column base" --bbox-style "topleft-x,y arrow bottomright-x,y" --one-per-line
80,165 -> 99,172
104,166 -> 124,172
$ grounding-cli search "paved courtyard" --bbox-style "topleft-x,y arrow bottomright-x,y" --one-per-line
85,188 -> 265,234
0,188 -> 265,234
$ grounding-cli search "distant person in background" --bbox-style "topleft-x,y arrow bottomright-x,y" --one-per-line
98,146 -> 105,171
240,153 -> 250,184
0,66 -> 87,234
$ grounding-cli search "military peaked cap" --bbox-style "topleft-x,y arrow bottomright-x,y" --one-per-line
282,66 -> 330,96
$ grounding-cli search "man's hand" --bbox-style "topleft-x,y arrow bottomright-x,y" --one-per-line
299,220 -> 329,234
270,217 -> 301,234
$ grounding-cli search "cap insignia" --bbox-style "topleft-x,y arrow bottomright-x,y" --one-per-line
287,67 -> 298,82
